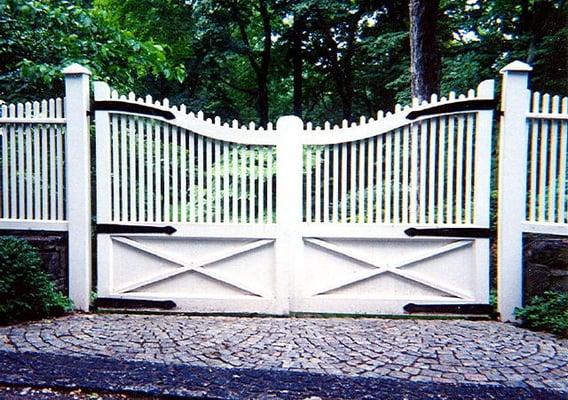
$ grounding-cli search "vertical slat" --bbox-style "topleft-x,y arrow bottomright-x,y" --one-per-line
17,104 -> 25,218
146,118 -> 154,222
41,101 -> 48,219
163,123 -> 170,222
349,143 -> 357,222
188,132 -> 196,223
455,115 -> 465,223
215,140 -> 222,223
25,102 -> 33,219
231,145 -> 238,223
393,129 -> 401,223
314,146 -> 322,222
376,136 -> 384,223
111,114 -> 120,221
258,146 -> 265,223
437,117 -> 446,224
538,94 -> 550,222
267,146 -> 274,223
331,144 -> 339,222
205,138 -> 212,223
446,116 -> 455,224
357,140 -> 365,223
197,135 -> 204,223
172,126 -> 179,223
240,144 -> 247,223
428,118 -> 437,224
48,101 -> 56,219
384,132 -> 392,223
547,96 -> 560,222
223,142 -> 230,223
419,120 -> 428,224
402,126 -> 410,224
120,115 -> 128,221
340,143 -> 348,222
180,129 -> 187,223
465,114 -> 474,224
410,122 -> 419,224
559,98 -> 568,223
528,92 -> 540,221
323,145 -> 330,223
128,116 -> 137,221
306,145 -> 312,222
32,102 -> 41,219
137,118 -> 146,221
56,98 -> 64,219
366,139 -> 375,223
154,122 -> 162,222
248,145 -> 255,223
1,105 -> 8,218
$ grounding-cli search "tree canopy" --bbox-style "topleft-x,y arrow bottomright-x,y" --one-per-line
1,0 -> 566,125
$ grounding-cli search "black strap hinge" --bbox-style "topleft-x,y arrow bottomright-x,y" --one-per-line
405,227 -> 493,239
96,224 -> 176,235
406,99 -> 497,120
94,100 -> 175,120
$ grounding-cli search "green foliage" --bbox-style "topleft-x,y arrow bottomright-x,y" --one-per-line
515,291 -> 568,337
0,0 -> 184,102
0,236 -> 72,325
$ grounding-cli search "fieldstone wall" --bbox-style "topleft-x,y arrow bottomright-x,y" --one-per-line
524,235 -> 568,300
0,231 -> 68,295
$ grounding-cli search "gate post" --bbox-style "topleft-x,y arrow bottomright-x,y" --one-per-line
63,64 -> 92,311
275,116 -> 304,315
497,61 -> 532,321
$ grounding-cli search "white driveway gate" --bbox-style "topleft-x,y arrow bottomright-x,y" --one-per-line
93,77 -> 495,315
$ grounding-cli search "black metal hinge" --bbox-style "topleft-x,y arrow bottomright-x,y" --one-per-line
94,298 -> 176,310
406,99 -> 497,120
404,227 -> 493,239
94,100 -> 175,120
96,224 -> 176,235
404,303 -> 497,318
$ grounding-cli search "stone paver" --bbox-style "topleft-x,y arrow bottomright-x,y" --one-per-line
0,314 -> 567,395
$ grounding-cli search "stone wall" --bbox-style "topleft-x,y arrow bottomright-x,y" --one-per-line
0,231 -> 68,295
524,235 -> 568,300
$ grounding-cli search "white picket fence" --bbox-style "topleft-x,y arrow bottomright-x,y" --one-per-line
0,61 -> 566,320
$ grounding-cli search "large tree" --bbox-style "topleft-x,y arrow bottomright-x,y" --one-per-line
409,0 -> 441,101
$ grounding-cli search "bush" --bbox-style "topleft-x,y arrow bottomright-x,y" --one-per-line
515,291 -> 568,337
0,236 -> 72,325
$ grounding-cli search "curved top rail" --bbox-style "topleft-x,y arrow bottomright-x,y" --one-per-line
93,79 -> 495,146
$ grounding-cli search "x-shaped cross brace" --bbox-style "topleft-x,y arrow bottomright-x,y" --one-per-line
113,236 -> 274,298
304,238 -> 473,299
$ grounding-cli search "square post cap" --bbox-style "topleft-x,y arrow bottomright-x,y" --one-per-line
62,63 -> 92,76
500,60 -> 532,74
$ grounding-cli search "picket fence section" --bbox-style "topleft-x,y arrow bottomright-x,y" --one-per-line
0,98 -> 67,230
525,93 -> 568,231
0,61 -> 565,321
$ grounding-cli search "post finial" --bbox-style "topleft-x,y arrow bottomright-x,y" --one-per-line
62,63 -> 92,76
500,60 -> 532,74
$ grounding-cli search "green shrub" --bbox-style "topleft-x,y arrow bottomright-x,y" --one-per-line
515,291 -> 568,337
0,236 -> 72,325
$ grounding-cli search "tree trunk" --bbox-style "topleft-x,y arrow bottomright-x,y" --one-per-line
292,14 -> 303,118
409,0 -> 441,102
258,0 -> 271,127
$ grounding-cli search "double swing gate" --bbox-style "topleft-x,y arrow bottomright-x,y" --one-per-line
93,78 -> 495,315
3,62 -> 563,318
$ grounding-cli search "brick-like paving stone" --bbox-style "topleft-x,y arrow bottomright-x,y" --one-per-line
0,314 -> 567,398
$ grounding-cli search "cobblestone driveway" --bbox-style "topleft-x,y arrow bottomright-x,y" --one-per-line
0,314 -> 567,397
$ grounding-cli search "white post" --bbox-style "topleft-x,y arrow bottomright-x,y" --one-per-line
63,64 -> 92,311
275,116 -> 304,315
497,61 -> 532,322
